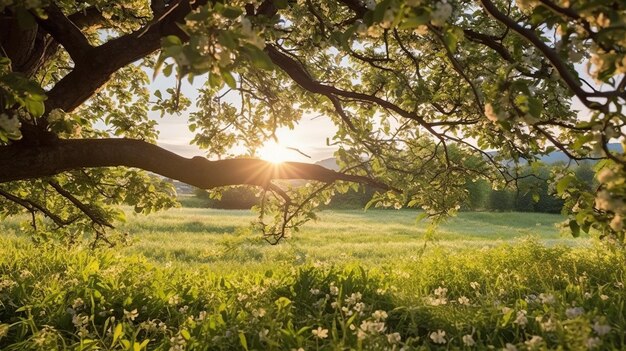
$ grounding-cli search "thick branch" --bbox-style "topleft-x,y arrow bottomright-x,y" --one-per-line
0,139 -> 389,190
35,4 -> 92,62
45,0 -> 202,113
68,7 -> 108,31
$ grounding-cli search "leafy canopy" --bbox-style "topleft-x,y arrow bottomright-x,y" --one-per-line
0,0 -> 624,245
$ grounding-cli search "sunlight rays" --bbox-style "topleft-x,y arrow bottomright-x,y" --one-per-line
257,141 -> 294,164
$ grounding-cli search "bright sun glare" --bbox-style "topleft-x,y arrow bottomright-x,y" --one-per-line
257,142 -> 292,164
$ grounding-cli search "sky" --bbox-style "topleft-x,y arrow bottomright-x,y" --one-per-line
146,60 -> 615,165
149,73 -> 338,163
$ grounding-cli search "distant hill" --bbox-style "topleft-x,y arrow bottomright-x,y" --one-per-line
536,143 -> 622,164
315,157 -> 340,171
315,143 -> 624,170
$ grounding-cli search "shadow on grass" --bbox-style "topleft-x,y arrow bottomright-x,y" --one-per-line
121,220 -> 240,234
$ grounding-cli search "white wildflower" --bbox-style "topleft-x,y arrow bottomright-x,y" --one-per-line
586,337 -> 602,349
258,328 -> 269,339
514,310 -> 528,326
565,307 -> 584,319
168,295 -> 180,306
504,343 -> 518,351
19,270 -> 32,279
525,335 -> 543,349
592,322 -> 611,336
372,310 -> 388,321
353,302 -> 365,313
540,317 -> 556,332
387,332 -> 401,344
124,309 -> 138,321
430,330 -> 446,344
539,293 -> 555,304
329,283 -> 339,296
252,308 -> 266,318
72,314 -> 88,328
458,296 -> 470,305
434,286 -> 448,296
312,327 -> 328,339
72,298 -> 84,310
345,292 -> 362,305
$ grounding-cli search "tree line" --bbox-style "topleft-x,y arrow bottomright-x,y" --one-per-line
194,161 -> 597,214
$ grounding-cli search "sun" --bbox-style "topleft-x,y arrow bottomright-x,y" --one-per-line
257,141 -> 293,164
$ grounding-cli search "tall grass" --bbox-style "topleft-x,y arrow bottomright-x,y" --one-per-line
1,209 -> 621,350
0,238 -> 624,350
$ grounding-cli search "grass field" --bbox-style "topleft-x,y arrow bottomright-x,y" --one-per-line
1,208 -> 624,350
116,208 -> 577,270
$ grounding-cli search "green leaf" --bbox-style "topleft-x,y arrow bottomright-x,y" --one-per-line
527,96 -> 542,118
221,6 -> 243,19
273,0 -> 288,9
569,220 -> 580,238
163,64 -> 173,78
208,73 -> 223,89
222,71 -> 237,89
238,331 -> 249,351
399,13 -> 429,29
242,45 -> 274,70
532,193 -> 540,203
25,99 -> 45,117
373,0 -> 393,23
139,339 -> 150,350
556,175 -> 574,195
162,35 -> 183,47
217,32 -> 237,50
275,296 -> 291,309
444,26 -> 464,52
113,324 -> 123,344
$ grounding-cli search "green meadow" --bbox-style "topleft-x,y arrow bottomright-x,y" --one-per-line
1,208 -> 624,350
113,208 -> 577,270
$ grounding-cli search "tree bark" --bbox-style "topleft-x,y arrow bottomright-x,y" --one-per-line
0,138 -> 386,189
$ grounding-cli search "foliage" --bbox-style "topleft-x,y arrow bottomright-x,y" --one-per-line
194,186 -> 260,210
0,0 -> 625,244
0,233 -> 624,350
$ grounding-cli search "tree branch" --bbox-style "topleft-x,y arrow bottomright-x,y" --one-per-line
45,0 -> 202,113
34,3 -> 92,62
47,180 -> 114,228
478,0 -> 613,111
0,187 -> 75,227
0,139 -> 390,190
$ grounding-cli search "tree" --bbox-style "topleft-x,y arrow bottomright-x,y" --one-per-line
0,0 -> 624,245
